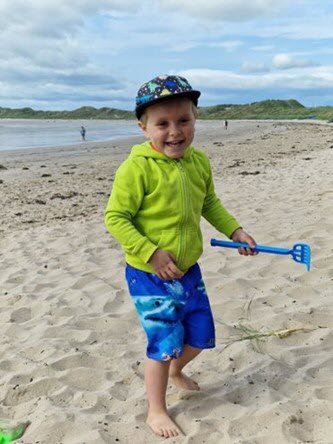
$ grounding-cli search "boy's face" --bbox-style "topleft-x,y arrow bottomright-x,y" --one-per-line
138,98 -> 196,159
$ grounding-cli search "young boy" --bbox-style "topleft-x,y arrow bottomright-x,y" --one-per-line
105,75 -> 257,438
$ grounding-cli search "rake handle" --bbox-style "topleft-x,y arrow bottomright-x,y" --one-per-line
210,239 -> 290,255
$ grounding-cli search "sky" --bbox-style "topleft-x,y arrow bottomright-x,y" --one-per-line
1,0 -> 333,111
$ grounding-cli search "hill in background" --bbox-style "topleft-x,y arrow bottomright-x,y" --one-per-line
0,106 -> 133,120
198,99 -> 333,122
1,100 -> 332,122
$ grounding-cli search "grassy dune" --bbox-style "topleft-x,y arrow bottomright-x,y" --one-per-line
1,100 -> 332,121
0,106 -> 133,120
198,99 -> 333,121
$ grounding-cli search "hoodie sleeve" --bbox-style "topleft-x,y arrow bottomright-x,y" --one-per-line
201,155 -> 241,238
104,158 -> 158,263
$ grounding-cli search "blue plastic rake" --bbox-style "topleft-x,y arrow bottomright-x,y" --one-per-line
210,239 -> 311,271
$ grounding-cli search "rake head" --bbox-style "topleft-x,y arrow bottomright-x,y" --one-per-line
291,243 -> 311,271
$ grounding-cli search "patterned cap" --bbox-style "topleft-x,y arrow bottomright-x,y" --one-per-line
135,75 -> 201,119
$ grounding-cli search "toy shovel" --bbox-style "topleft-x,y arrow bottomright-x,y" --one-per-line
210,239 -> 311,271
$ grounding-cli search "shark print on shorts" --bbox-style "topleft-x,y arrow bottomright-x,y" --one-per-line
126,263 -> 215,360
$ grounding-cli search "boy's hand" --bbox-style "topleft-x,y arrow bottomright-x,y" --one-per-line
149,249 -> 184,280
231,228 -> 258,256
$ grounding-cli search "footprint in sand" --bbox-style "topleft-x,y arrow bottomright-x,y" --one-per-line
50,353 -> 107,371
60,367 -> 106,391
10,307 -> 31,323
3,378 -> 63,406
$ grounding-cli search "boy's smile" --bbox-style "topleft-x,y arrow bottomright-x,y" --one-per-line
138,97 -> 196,159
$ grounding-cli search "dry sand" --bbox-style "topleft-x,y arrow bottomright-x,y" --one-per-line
0,120 -> 332,443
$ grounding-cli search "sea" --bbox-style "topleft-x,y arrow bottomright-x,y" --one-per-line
0,119 -> 141,152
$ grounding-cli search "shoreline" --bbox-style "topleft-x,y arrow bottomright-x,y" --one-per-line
0,119 -> 140,153
0,135 -> 141,157
0,118 -> 331,155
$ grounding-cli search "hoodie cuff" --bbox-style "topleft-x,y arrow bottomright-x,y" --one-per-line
132,238 -> 158,264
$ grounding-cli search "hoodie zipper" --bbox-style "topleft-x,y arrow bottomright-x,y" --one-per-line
175,159 -> 189,266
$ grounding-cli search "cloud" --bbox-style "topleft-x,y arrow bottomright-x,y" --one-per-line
177,67 -> 333,93
167,40 -> 244,53
210,41 -> 243,52
158,0 -> 289,22
272,53 -> 318,70
0,1 -> 144,109
159,59 -> 333,106
0,0 -> 332,109
241,62 -> 270,73
0,0 -> 144,62
251,44 -> 275,52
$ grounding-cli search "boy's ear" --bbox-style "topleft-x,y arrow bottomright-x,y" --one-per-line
137,120 -> 145,131
137,120 -> 149,138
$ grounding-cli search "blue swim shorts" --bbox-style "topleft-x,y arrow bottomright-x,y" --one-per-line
125,263 -> 215,361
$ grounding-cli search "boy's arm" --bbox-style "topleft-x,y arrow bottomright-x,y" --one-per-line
201,156 -> 257,255
202,194 -> 240,238
104,160 -> 157,264
201,160 -> 240,238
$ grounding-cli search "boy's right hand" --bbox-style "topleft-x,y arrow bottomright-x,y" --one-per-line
149,249 -> 184,280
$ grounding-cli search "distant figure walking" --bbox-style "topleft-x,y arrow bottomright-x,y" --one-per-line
224,120 -> 228,130
80,126 -> 86,141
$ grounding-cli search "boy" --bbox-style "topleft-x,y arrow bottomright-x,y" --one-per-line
105,75 -> 257,438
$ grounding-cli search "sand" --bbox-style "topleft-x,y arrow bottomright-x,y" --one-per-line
0,120 -> 332,443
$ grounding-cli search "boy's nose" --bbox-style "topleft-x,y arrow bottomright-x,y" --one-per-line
169,123 -> 181,135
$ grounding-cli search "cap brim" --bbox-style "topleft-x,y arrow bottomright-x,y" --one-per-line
135,90 -> 201,119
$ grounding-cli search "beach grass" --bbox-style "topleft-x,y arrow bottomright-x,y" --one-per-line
216,300 -> 326,352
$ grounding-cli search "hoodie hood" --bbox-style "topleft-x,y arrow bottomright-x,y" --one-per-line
130,140 -> 194,160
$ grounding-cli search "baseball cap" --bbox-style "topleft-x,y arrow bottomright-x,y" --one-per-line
135,75 -> 201,119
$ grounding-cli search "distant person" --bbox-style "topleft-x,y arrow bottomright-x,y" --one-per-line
104,74 -> 257,439
80,126 -> 86,141
224,120 -> 228,130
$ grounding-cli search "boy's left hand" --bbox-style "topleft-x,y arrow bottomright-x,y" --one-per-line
231,228 -> 258,256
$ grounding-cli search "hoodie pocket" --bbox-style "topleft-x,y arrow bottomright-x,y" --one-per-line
156,230 -> 177,251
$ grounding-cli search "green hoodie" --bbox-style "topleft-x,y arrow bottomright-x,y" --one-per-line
105,141 -> 240,273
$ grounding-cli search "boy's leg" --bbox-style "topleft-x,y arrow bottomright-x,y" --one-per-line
145,357 -> 182,438
168,264 -> 215,391
169,344 -> 202,390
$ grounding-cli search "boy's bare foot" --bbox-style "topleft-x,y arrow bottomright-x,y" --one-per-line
146,411 -> 181,438
170,372 -> 200,391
